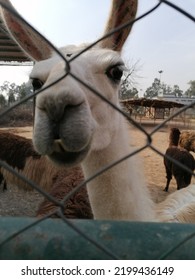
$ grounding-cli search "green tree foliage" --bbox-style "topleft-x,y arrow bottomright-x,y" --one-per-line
120,87 -> 138,100
0,81 -> 32,106
17,83 -> 29,100
185,80 -> 195,97
144,78 -> 160,98
144,78 -> 183,98
172,85 -> 183,97
0,94 -> 6,107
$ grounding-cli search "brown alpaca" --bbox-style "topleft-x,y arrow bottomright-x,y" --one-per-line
164,128 -> 195,192
0,131 -> 92,218
36,166 -> 93,219
0,131 -> 61,191
179,130 -> 195,153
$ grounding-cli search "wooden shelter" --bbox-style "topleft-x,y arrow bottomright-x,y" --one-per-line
120,98 -> 184,120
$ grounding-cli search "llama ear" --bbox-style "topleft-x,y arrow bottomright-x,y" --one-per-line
101,0 -> 138,52
0,0 -> 52,61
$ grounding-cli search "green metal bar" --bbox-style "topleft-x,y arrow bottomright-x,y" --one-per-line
0,217 -> 195,260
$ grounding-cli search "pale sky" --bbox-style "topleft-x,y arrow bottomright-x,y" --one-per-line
1,0 -> 195,94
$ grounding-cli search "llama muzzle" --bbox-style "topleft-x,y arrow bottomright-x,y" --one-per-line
33,96 -> 95,166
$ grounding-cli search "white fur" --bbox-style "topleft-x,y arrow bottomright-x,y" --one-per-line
157,185 -> 195,223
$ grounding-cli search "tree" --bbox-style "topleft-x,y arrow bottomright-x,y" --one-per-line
0,94 -> 6,107
144,78 -> 160,98
0,81 -> 9,95
120,87 -> 138,100
184,80 -> 195,97
144,79 -> 183,98
16,82 -> 28,101
0,81 -> 17,105
162,83 -> 172,96
0,81 -> 32,106
119,59 -> 142,99
172,85 -> 183,97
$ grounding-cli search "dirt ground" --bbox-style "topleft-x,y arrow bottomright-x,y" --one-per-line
0,123 -> 194,217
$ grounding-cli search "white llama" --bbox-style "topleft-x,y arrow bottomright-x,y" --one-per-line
1,0 -> 195,222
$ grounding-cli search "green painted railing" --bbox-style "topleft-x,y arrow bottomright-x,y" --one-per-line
0,217 -> 195,260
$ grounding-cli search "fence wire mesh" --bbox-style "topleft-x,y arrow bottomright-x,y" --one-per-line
0,0 -> 195,260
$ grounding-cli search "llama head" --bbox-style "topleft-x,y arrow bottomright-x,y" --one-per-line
169,128 -> 181,146
1,0 -> 138,167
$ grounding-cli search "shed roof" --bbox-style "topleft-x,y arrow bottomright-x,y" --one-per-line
121,98 -> 184,109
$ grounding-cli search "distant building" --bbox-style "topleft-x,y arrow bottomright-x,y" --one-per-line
157,95 -> 195,116
158,95 -> 195,106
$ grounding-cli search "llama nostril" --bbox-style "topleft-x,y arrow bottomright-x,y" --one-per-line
53,123 -> 60,140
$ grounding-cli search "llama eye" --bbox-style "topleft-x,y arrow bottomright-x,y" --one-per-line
32,79 -> 44,91
106,65 -> 124,83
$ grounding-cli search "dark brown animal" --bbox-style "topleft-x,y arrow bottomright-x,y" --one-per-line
0,131 -> 64,191
0,131 -> 40,169
164,128 -> 195,192
0,170 -> 6,191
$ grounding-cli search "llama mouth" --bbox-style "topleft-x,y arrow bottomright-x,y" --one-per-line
49,140 -> 90,166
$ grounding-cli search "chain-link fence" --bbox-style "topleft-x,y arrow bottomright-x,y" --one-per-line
0,0 -> 195,260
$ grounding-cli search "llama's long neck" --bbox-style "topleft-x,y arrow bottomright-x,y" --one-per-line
82,119 -> 156,221
169,130 -> 180,147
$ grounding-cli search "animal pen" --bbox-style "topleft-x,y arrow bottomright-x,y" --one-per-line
0,0 -> 195,261
121,98 -> 194,129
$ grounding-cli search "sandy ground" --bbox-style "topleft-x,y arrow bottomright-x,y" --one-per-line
0,124 -> 194,217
